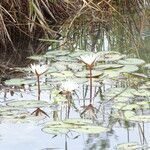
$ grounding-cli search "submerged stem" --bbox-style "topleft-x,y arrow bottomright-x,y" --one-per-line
37,75 -> 40,101
89,66 -> 92,103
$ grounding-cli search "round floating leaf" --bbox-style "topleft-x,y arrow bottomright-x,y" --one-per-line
120,65 -> 139,73
63,118 -> 92,125
7,100 -> 49,108
104,88 -> 135,99
118,58 -> 145,65
1,112 -> 45,123
5,78 -> 35,86
5,78 -> 25,86
27,55 -> 45,61
50,71 -> 74,78
116,142 -> 143,150
113,103 -> 140,111
75,70 -> 103,78
131,89 -> 150,97
72,125 -> 109,134
139,81 -> 150,89
31,85 -> 52,90
103,53 -> 125,62
103,69 -> 121,78
69,50 -> 90,58
128,115 -> 150,122
0,106 -> 19,112
45,50 -> 70,57
54,56 -> 76,62
95,64 -> 123,70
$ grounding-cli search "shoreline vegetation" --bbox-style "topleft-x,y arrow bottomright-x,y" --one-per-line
0,0 -> 149,73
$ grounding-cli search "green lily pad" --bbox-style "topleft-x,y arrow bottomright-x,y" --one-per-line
95,64 -> 123,70
42,121 -> 109,135
132,89 -> 150,97
116,142 -> 143,150
103,53 -> 125,62
1,112 -> 45,123
113,103 -> 140,111
120,65 -> 139,73
128,115 -> 150,122
5,78 -> 35,86
118,58 -> 145,65
6,100 -> 49,108
75,70 -> 103,78
27,55 -> 45,61
45,50 -> 70,57
72,125 -> 109,134
104,88 -> 135,98
54,56 -> 76,62
63,118 -> 92,125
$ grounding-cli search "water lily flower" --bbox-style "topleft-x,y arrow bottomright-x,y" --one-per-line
30,64 -> 48,76
80,53 -> 99,66
61,80 -> 78,92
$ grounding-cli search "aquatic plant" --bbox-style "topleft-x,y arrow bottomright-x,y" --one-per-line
30,63 -> 49,116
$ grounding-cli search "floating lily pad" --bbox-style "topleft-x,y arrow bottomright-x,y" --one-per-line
103,53 -> 125,62
50,71 -> 74,78
42,121 -> 109,135
5,78 -> 35,86
1,112 -> 45,123
63,118 -> 92,125
118,58 -> 145,65
69,50 -> 90,58
131,89 -> 150,97
104,88 -> 135,99
45,50 -> 70,57
128,115 -> 150,122
54,56 -> 76,62
31,85 -> 52,90
75,70 -> 103,78
116,142 -> 143,150
0,105 -> 19,112
95,64 -> 123,70
113,103 -> 140,111
72,125 -> 109,134
6,100 -> 49,108
120,65 -> 139,73
27,55 -> 45,61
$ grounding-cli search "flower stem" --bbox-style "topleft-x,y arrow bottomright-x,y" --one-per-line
89,66 -> 92,104
37,75 -> 40,101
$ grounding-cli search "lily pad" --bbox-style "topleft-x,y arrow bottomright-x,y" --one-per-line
75,70 -> 103,78
116,142 -> 143,150
5,78 -> 35,86
95,64 -> 123,70
6,100 -> 49,108
120,65 -> 139,73
42,121 -> 109,135
72,125 -> 109,134
128,115 -> 150,122
1,112 -> 45,123
131,89 -> 150,97
118,58 -> 145,65
27,55 -> 45,61
45,50 -> 70,57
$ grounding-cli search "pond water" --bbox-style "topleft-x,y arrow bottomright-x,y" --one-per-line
0,44 -> 150,150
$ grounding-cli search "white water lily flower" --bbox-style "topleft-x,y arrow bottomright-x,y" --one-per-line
61,80 -> 78,92
30,64 -> 48,75
80,53 -> 99,66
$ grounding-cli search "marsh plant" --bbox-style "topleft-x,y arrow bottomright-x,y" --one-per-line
30,64 -> 49,116
80,53 -> 99,118
60,80 -> 79,118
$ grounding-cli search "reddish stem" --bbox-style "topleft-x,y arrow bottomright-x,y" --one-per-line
89,66 -> 92,103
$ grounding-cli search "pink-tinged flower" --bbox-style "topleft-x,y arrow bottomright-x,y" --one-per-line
30,64 -> 48,75
80,53 -> 99,66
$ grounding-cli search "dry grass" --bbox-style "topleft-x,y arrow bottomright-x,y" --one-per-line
0,0 -> 149,59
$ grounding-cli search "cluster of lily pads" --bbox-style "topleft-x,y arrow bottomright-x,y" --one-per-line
0,49 -> 150,148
